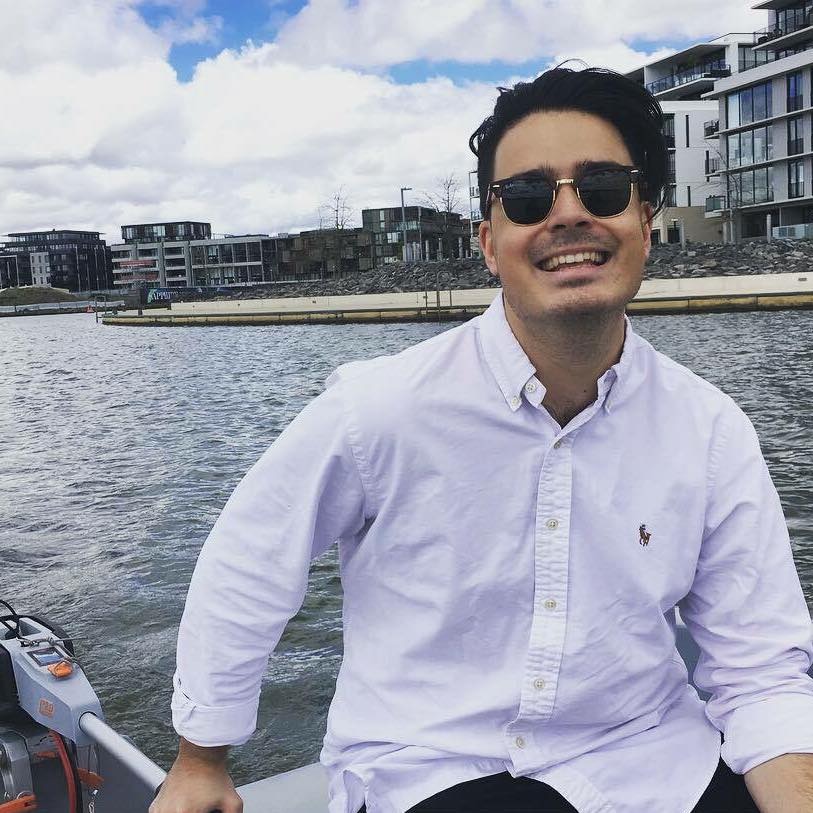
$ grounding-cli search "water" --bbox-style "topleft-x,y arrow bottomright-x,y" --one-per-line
1,310 -> 812,785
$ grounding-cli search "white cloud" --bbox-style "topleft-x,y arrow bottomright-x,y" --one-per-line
0,0 -> 768,246
271,0 -> 763,68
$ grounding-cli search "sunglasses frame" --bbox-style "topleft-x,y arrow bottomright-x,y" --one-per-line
487,165 -> 642,226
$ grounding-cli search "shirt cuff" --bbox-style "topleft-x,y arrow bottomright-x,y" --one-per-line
171,671 -> 258,747
721,691 -> 813,774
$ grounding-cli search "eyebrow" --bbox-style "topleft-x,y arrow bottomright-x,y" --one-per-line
501,160 -> 627,183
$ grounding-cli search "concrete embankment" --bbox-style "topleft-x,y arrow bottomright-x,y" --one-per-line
102,271 -> 813,327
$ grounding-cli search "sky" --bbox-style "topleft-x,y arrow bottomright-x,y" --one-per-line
0,0 -> 765,242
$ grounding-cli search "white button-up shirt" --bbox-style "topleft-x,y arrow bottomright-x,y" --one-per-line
172,293 -> 813,813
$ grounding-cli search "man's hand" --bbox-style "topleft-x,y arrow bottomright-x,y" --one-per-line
149,738 -> 243,813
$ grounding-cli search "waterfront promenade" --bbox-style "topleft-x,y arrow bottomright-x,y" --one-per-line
103,271 -> 813,326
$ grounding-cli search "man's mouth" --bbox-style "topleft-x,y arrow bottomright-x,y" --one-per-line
536,250 -> 611,272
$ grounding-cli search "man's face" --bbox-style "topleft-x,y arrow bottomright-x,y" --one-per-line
479,109 -> 652,326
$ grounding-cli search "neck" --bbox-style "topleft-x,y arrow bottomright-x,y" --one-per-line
503,297 -> 626,426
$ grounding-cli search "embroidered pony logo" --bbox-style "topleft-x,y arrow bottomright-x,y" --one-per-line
639,524 -> 652,547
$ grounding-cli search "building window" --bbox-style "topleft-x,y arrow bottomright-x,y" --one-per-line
788,71 -> 804,112
665,186 -> 677,207
789,158 -> 805,198
726,125 -> 772,168
685,115 -> 690,148
727,82 -> 772,128
663,114 -> 675,148
687,186 -> 692,207
788,116 -> 804,155
729,167 -> 773,206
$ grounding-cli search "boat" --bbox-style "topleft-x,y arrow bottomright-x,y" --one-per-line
1,603 -> 811,812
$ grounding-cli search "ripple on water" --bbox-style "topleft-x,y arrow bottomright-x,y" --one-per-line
1,311 -> 812,784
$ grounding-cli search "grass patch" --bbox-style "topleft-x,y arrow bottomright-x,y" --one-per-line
0,287 -> 80,305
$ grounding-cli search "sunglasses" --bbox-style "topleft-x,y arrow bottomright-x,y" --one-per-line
487,165 -> 642,226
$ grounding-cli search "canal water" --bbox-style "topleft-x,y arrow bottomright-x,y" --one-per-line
1,309 -> 812,785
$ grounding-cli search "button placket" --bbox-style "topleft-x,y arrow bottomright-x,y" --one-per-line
515,439 -> 573,727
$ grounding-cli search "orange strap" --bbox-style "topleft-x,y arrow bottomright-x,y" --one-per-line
78,768 -> 104,790
0,795 -> 37,812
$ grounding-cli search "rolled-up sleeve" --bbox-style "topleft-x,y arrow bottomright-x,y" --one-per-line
678,401 -> 813,775
171,379 -> 369,747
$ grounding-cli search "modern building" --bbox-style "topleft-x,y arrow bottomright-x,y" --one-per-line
0,230 -> 111,291
361,206 -> 472,265
271,228 -> 375,281
111,221 -> 212,289
703,1 -> 813,239
188,234 -> 275,286
626,34 -> 755,243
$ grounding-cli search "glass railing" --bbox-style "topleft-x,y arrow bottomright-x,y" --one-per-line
788,94 -> 805,111
704,120 -> 720,137
646,60 -> 730,95
788,137 -> 805,154
789,181 -> 805,198
754,9 -> 813,44
705,195 -> 727,212
706,157 -> 721,174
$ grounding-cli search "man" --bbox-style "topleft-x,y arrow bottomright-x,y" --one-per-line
152,67 -> 813,813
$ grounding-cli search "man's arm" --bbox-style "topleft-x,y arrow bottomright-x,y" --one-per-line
150,739 -> 242,813
745,753 -> 813,813
677,403 -> 813,780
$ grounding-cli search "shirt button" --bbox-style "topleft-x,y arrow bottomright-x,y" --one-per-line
534,678 -> 546,690
525,382 -> 537,392
544,599 -> 557,610
510,396 -> 520,407
515,736 -> 526,749
545,519 -> 558,530
553,440 -> 562,449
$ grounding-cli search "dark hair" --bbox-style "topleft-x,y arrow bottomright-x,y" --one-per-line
469,65 -> 668,221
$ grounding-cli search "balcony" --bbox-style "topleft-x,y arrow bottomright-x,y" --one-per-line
646,61 -> 730,98
704,119 -> 720,138
753,10 -> 813,50
705,195 -> 727,212
705,157 -> 722,175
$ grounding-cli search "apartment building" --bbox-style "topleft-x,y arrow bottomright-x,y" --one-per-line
361,206 -> 472,265
0,230 -> 111,291
110,222 -> 211,289
189,234 -> 275,286
704,1 -> 813,239
626,35 -> 755,243
270,228 -> 374,281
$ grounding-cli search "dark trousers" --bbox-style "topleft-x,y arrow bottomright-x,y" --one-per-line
358,758 -> 759,812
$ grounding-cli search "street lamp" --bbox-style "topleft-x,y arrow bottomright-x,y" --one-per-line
400,186 -> 412,262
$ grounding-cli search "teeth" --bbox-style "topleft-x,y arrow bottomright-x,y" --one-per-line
541,251 -> 607,271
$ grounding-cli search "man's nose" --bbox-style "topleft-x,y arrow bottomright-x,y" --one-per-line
546,181 -> 591,230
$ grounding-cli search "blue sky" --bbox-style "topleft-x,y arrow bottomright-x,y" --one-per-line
137,0 -> 708,85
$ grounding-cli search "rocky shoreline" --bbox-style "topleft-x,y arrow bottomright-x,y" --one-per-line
208,239 -> 813,301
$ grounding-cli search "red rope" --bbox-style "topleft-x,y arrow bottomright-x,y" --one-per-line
48,731 -> 77,813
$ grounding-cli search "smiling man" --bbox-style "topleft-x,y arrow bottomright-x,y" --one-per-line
153,67 -> 813,813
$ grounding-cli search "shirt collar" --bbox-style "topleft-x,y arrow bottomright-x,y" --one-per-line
477,291 -> 644,414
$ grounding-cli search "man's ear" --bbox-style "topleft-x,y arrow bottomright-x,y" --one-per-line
640,203 -> 653,262
479,219 -> 499,279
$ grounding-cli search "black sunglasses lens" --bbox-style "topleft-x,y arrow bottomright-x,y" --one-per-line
577,169 -> 632,217
500,179 -> 555,225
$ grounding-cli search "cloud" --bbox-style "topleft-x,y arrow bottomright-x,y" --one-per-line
271,0 -> 763,68
0,0 -> 764,246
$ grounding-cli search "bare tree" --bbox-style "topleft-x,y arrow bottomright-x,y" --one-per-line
313,187 -> 356,278
423,174 -> 464,260
708,145 -> 744,245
